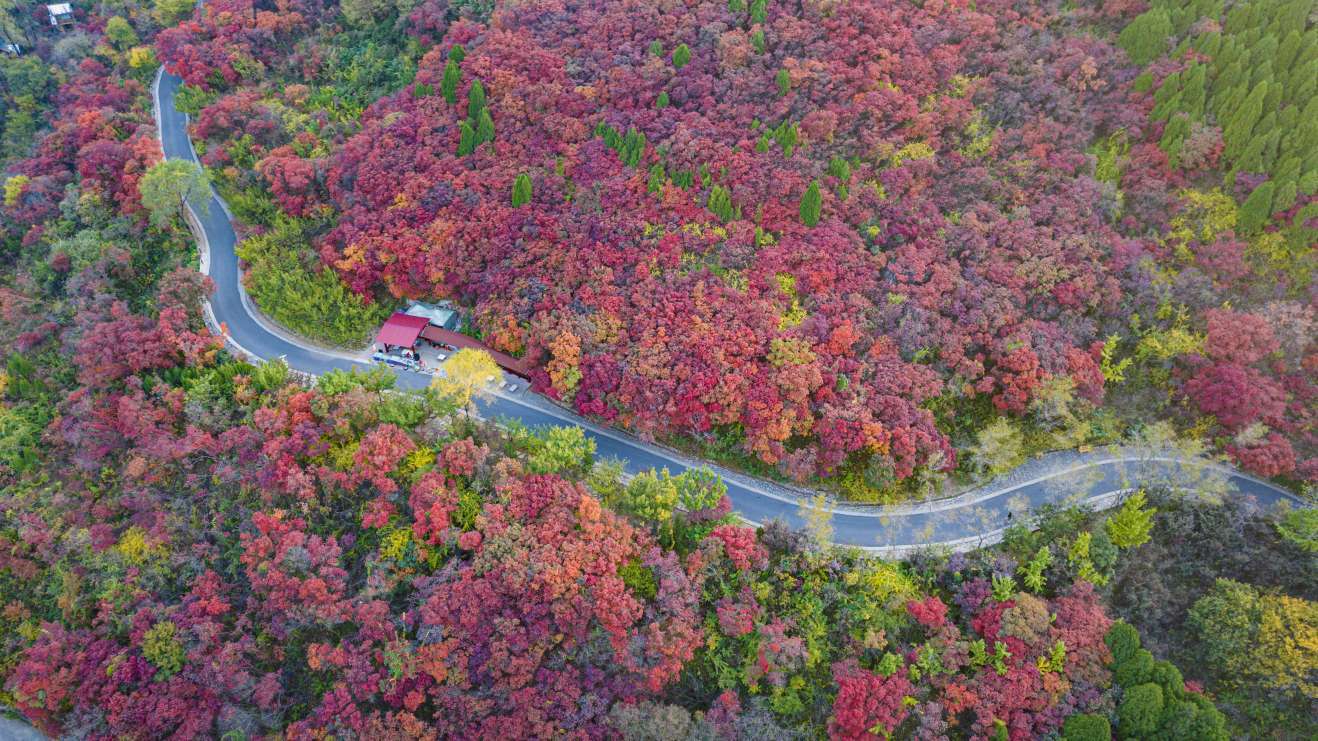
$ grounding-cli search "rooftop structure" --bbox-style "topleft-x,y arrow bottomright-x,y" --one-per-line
46,3 -> 74,28
374,312 -> 430,349
403,301 -> 460,331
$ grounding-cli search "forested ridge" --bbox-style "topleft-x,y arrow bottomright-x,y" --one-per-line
0,0 -> 1315,738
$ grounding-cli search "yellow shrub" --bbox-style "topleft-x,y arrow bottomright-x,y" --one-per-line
379,527 -> 412,561
1168,188 -> 1237,245
892,141 -> 936,165
117,527 -> 158,565
127,46 -> 157,69
3,175 -> 29,207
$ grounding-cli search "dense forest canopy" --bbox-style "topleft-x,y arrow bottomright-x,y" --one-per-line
0,0 -> 1315,738
148,0 -> 1317,500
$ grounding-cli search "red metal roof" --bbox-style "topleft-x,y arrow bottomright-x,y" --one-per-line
375,312 -> 430,347
420,325 -> 530,378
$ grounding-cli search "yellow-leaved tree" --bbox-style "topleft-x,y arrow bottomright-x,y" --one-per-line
431,348 -> 500,417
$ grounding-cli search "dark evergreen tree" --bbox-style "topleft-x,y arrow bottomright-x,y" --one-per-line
799,180 -> 821,227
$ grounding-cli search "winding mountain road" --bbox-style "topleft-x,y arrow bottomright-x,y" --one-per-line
151,70 -> 1303,553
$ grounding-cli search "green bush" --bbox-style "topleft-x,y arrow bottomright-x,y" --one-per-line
1159,697 -> 1229,741
1150,659 -> 1184,697
1118,683 -> 1164,739
1062,712 -> 1111,741
1105,622 -> 1141,665
1115,648 -> 1155,687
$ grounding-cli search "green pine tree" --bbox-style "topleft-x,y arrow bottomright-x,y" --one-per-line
827,156 -> 852,181
620,128 -> 646,167
511,173 -> 532,207
1118,8 -> 1174,65
647,162 -> 666,194
467,79 -> 486,121
799,180 -> 822,227
672,43 -> 691,69
775,121 -> 798,157
1160,114 -> 1191,165
1223,82 -> 1268,159
656,91 -> 669,109
1180,64 -> 1207,120
476,108 -> 495,144
1238,180 -> 1276,232
441,60 -> 461,105
456,120 -> 476,156
648,39 -> 663,56
1271,177 -> 1298,213
449,44 -> 466,63
751,28 -> 766,53
750,0 -> 767,24
776,68 -> 791,97
707,185 -> 735,222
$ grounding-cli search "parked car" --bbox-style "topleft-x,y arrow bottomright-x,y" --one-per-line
372,351 -> 417,370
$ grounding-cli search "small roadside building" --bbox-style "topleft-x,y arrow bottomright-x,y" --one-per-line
374,312 -> 430,354
403,301 -> 460,331
46,3 -> 74,29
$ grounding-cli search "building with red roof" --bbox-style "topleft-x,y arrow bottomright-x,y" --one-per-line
374,312 -> 430,350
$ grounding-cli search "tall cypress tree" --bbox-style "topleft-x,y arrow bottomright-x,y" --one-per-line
1238,180 -> 1276,233
1223,82 -> 1268,159
1118,8 -> 1174,65
476,108 -> 496,144
799,180 -> 822,227
512,173 -> 532,207
776,68 -> 791,97
456,120 -> 476,156
467,79 -> 486,121
441,60 -> 461,105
